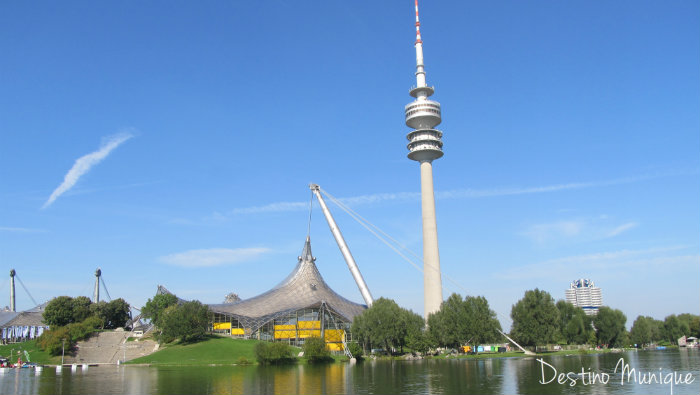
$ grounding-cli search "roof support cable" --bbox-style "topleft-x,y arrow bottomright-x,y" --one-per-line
320,188 -> 472,296
100,277 -> 112,301
15,275 -> 38,307
307,189 -> 314,238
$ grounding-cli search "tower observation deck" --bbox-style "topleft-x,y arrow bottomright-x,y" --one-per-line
406,0 -> 444,320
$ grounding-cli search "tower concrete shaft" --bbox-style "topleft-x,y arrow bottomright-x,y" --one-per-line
420,161 -> 442,318
405,0 -> 444,320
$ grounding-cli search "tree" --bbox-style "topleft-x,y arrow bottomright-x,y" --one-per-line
427,293 -> 502,349
92,298 -> 130,329
142,293 -> 179,328
630,315 -> 652,347
72,296 -> 93,323
465,296 -> 502,345
158,300 -> 210,343
556,300 -> 592,344
510,289 -> 560,347
428,293 -> 468,347
303,336 -> 332,363
43,296 -> 77,327
663,315 -> 689,343
351,297 -> 414,354
401,308 -> 429,354
677,314 -> 700,338
593,307 -> 627,347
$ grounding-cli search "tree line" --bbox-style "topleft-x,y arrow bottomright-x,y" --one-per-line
351,289 -> 699,354
510,288 -> 699,348
351,295 -> 504,354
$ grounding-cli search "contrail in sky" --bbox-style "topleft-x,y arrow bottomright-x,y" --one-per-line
225,172 -> 686,215
42,132 -> 133,209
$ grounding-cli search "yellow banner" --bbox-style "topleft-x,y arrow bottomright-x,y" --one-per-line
298,330 -> 321,338
297,321 -> 320,329
213,322 -> 231,330
324,329 -> 344,342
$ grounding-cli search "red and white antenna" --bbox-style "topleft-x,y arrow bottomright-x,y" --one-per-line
414,0 -> 427,89
415,0 -> 423,45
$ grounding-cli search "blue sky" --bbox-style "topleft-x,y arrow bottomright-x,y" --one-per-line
1,1 -> 698,330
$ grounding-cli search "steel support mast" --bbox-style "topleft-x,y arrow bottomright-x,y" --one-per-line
310,184 -> 374,307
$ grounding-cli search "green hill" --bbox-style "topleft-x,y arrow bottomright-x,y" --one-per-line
0,340 -> 61,365
127,336 -> 261,365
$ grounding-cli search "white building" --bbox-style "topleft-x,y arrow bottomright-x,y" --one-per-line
565,279 -> 603,315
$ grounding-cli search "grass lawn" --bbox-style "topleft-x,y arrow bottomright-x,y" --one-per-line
127,335 -> 262,366
0,340 -> 62,365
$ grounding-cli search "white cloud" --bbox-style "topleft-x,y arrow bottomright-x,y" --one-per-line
222,172 -> 676,217
521,221 -> 583,243
42,132 -> 134,209
606,222 -> 638,237
230,201 -> 308,215
0,226 -> 46,233
496,245 -> 694,281
159,247 -> 272,268
521,218 -> 639,244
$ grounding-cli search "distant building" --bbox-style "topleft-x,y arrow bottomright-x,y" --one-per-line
565,279 -> 603,315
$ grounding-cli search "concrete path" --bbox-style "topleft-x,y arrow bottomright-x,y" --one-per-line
64,331 -> 158,364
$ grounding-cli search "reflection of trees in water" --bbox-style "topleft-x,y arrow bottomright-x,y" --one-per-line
349,359 -> 504,394
22,351 -> 699,395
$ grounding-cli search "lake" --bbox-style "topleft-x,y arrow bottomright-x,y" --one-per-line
1,349 -> 697,394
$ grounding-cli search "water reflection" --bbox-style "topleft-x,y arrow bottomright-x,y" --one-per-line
0,350 -> 697,395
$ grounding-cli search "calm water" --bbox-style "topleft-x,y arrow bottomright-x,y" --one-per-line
0,349 -> 698,394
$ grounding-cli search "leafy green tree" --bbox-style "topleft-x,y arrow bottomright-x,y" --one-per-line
593,307 -> 627,347
158,300 -> 210,343
351,297 -> 411,354
510,289 -> 560,347
92,298 -> 130,329
142,293 -> 179,328
647,317 -> 665,342
72,296 -> 93,323
428,293 -> 467,347
630,315 -> 652,347
556,300 -> 592,344
465,296 -> 502,344
427,293 -> 501,349
43,296 -> 77,327
677,314 -> 700,338
401,308 -> 429,354
663,314 -> 689,343
302,336 -> 332,363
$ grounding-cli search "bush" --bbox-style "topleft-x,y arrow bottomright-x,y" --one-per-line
348,342 -> 364,360
302,337 -> 333,363
254,342 -> 296,365
37,316 -> 102,356
37,326 -> 72,356
236,356 -> 252,365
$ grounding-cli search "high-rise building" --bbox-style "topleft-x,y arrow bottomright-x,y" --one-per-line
405,0 -> 444,319
565,279 -> 603,315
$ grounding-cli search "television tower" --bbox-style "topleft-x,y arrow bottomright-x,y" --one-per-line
405,0 -> 444,319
